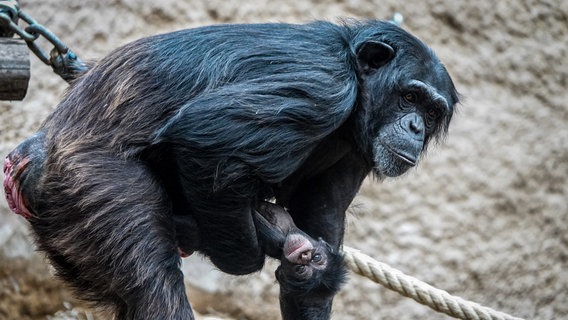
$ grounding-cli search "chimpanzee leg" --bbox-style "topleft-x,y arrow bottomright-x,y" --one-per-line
29,153 -> 194,319
190,191 -> 267,275
174,213 -> 201,257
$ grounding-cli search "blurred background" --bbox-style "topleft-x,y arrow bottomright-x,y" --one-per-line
1,0 -> 566,319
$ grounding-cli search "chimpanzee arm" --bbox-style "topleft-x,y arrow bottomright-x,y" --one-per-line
253,203 -> 289,259
285,149 -> 370,247
276,151 -> 369,320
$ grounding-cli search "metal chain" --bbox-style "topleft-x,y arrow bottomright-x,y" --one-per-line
0,0 -> 89,82
0,0 -> 17,37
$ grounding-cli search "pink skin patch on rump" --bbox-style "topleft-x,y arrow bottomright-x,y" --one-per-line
3,157 -> 33,219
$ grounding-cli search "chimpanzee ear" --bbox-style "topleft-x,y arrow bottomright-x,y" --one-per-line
356,41 -> 395,74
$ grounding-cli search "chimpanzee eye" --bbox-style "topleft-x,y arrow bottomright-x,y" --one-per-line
427,108 -> 440,119
403,92 -> 417,103
295,265 -> 306,274
312,253 -> 322,262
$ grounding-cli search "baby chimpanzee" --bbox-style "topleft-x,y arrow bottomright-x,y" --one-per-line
175,202 -> 347,316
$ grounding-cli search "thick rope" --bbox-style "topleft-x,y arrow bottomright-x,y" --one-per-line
342,246 -> 525,320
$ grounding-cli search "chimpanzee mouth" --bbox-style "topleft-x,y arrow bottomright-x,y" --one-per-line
393,151 -> 417,166
372,141 -> 421,178
382,144 -> 418,166
284,234 -> 314,263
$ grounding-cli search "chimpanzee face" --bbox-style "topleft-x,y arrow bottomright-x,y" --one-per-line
356,38 -> 458,177
275,233 -> 345,295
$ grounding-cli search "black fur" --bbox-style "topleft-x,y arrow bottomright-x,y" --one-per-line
3,19 -> 458,320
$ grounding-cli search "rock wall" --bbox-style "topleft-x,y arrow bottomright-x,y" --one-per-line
1,0 -> 566,319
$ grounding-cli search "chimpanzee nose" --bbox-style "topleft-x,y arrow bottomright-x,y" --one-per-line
401,113 -> 425,140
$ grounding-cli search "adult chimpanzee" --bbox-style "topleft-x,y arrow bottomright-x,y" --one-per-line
4,19 -> 458,319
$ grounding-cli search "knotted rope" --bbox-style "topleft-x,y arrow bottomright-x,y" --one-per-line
342,246 -> 525,320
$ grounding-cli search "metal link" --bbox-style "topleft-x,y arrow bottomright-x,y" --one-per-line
0,0 -> 17,18
0,1 -> 89,82
0,0 -> 20,37
24,22 -> 69,65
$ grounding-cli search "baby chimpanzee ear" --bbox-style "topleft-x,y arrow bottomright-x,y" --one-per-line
356,40 -> 395,74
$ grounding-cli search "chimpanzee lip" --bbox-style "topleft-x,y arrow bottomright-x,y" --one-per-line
382,143 -> 417,166
394,151 -> 417,166
284,234 -> 313,262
